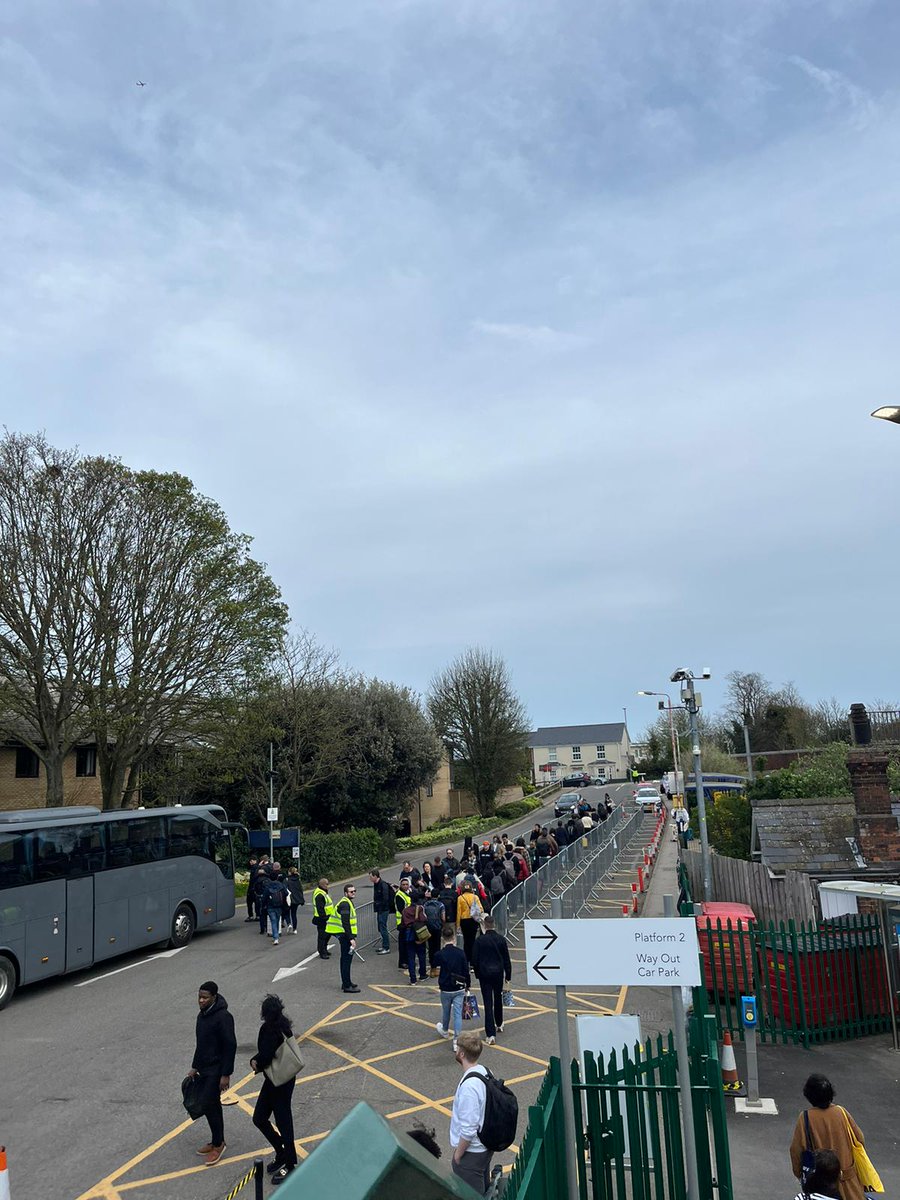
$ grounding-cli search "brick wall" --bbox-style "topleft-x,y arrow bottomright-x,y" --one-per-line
0,749 -> 105,812
848,747 -> 900,863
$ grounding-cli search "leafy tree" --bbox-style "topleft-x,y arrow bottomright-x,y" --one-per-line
428,648 -> 528,817
747,741 -> 851,800
705,791 -> 753,860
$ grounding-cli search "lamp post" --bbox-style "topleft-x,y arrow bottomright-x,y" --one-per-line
636,690 -> 681,792
670,669 -> 712,901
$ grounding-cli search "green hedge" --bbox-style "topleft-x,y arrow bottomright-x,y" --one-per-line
396,794 -> 545,852
236,828 -> 395,887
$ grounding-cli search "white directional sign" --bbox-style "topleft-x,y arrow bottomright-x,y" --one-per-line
267,807 -> 279,823
524,918 -> 701,988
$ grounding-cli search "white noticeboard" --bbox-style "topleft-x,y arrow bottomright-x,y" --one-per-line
292,846 -> 300,859
267,807 -> 279,823
524,918 -> 701,988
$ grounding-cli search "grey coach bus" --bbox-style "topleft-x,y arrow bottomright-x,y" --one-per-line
0,804 -> 236,1009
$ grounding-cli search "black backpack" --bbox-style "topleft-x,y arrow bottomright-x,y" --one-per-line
490,872 -> 506,898
462,1069 -> 518,1152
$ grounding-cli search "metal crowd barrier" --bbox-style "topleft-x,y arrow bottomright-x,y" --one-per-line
491,806 -> 644,944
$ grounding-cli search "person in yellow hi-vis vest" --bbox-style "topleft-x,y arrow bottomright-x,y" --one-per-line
311,879 -> 335,960
325,883 -> 359,993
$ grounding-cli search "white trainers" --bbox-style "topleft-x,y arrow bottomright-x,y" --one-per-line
452,1039 -> 459,1053
273,939 -> 279,945
435,1022 -> 448,1038
497,1024 -> 504,1033
486,1035 -> 496,1045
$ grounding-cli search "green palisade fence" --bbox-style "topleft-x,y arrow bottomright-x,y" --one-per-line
693,914 -> 892,1047
505,1021 -> 733,1200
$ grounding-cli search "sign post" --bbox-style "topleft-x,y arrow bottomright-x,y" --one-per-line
549,897 -> 580,1200
741,995 -> 760,1103
663,893 -> 701,1200
525,907 -> 702,1200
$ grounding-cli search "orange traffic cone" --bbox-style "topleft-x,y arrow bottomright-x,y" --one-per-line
720,1031 -> 744,1094
0,1146 -> 10,1200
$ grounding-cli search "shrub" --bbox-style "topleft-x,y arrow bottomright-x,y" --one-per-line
296,828 -> 395,884
395,794 -> 544,851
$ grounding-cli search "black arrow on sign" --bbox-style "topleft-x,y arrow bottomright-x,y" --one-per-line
528,924 -> 558,951
532,955 -> 560,982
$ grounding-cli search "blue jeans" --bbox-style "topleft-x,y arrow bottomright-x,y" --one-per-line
377,910 -> 390,951
268,908 -> 281,938
440,989 -> 465,1036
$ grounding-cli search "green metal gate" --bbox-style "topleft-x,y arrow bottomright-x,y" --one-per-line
503,1016 -> 733,1200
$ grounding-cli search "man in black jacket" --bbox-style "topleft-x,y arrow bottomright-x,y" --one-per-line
370,868 -> 394,954
189,981 -> 237,1166
470,917 -> 512,1045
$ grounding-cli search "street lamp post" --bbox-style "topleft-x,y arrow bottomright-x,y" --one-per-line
671,669 -> 712,901
636,690 -> 681,792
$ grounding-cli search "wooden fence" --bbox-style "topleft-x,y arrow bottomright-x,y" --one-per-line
683,846 -> 816,923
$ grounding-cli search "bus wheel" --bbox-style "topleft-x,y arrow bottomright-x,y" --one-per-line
0,956 -> 16,1010
170,904 -> 196,949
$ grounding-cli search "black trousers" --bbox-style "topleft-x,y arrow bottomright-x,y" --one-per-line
398,923 -> 408,969
202,1076 -> 224,1146
315,921 -> 330,956
246,888 -> 255,919
427,930 -> 441,967
479,974 -> 505,1037
338,933 -> 354,988
253,1077 -> 297,1168
460,918 -> 478,962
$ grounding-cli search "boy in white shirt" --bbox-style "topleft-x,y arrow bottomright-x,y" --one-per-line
449,1032 -> 492,1194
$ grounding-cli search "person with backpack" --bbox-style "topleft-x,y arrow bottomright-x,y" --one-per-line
255,866 -> 273,936
487,862 -> 507,907
422,888 -> 446,975
401,893 -> 429,985
450,1033 -> 518,1195
265,868 -> 289,945
456,882 -> 483,963
437,874 -> 458,927
470,915 -> 512,1044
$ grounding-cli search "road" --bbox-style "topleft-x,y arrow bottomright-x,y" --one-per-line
0,783 -> 642,1200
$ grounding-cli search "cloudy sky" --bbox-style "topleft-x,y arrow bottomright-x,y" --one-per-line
2,1 -> 899,732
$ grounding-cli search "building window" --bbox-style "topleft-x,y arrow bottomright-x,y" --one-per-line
15,747 -> 39,778
596,744 -> 606,759
572,745 -> 582,761
426,784 -> 434,798
76,745 -> 97,777
548,747 -> 557,762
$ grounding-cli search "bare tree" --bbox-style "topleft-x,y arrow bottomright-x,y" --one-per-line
724,671 -> 772,727
0,435 -> 122,804
428,647 -> 528,817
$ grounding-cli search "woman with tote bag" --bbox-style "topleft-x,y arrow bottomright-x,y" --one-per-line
250,994 -> 304,1185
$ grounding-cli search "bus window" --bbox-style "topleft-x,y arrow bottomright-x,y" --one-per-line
106,817 -> 167,867
168,814 -> 212,860
211,828 -> 233,879
0,831 -> 32,888
32,827 -> 73,881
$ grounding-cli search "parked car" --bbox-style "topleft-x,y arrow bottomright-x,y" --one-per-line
554,791 -> 582,817
593,776 -> 606,786
634,785 -> 661,812
562,772 -> 590,788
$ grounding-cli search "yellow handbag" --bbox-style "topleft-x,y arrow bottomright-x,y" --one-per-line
842,1108 -> 883,1194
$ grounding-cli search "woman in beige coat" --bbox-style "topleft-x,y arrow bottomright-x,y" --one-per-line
789,1074 -> 866,1200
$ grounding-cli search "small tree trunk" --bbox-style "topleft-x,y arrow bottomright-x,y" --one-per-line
99,748 -> 130,810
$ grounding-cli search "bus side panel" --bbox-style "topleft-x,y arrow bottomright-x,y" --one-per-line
94,897 -> 130,962
66,877 -> 94,971
129,886 -> 169,946
170,857 -> 215,930
22,881 -> 66,983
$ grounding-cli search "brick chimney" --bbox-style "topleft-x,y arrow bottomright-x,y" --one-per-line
847,746 -> 900,864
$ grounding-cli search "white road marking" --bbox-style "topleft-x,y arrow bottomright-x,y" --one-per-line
272,944 -> 331,983
74,946 -> 185,987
